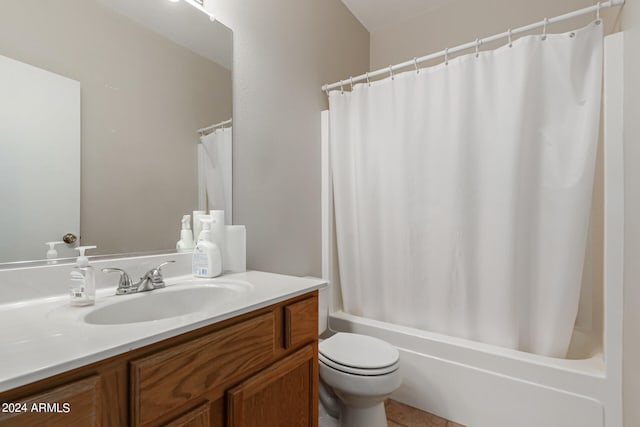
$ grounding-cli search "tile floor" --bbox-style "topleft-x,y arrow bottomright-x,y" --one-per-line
318,398 -> 464,427
385,400 -> 465,427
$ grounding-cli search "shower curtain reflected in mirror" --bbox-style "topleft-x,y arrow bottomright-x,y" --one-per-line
198,126 -> 233,223
329,22 -> 603,358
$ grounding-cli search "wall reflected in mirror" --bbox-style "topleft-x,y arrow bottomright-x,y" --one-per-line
0,0 -> 232,264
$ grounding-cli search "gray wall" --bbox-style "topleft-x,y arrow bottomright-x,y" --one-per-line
206,0 -> 369,277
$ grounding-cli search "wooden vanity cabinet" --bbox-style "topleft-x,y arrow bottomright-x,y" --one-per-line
0,291 -> 319,427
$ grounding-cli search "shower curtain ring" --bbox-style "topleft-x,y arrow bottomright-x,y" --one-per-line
542,17 -> 548,40
366,72 -> 371,87
340,80 -> 344,95
323,85 -> 329,97
475,38 -> 480,58
350,76 -> 354,90
508,28 -> 513,47
444,48 -> 449,65
596,2 -> 602,24
389,65 -> 394,80
413,57 -> 420,74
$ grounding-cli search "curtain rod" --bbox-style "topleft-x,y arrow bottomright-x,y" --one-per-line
197,118 -> 232,135
321,0 -> 624,93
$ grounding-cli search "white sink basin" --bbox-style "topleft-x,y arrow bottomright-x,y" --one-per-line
84,282 -> 248,325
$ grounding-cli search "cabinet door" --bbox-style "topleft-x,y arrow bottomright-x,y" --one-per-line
0,376 -> 100,427
227,344 -> 318,427
165,403 -> 210,427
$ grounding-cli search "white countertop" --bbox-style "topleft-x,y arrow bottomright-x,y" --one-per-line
0,270 -> 326,393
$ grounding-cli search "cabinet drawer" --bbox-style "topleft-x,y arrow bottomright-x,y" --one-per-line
0,376 -> 101,427
284,296 -> 318,349
130,312 -> 276,426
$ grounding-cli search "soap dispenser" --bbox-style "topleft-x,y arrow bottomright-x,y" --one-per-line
70,245 -> 97,306
192,217 -> 222,278
176,215 -> 194,252
45,241 -> 65,264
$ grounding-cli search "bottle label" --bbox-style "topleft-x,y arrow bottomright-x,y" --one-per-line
70,287 -> 85,298
192,249 -> 209,276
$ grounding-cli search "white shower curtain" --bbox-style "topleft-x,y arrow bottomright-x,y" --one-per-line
199,126 -> 232,223
329,22 -> 602,358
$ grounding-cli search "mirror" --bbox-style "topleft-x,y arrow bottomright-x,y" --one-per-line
0,0 -> 232,265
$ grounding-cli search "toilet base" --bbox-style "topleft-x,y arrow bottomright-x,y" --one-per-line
319,399 -> 340,427
341,401 -> 387,427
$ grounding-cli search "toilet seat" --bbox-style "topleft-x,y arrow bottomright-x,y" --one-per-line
319,333 -> 399,376
319,353 -> 399,376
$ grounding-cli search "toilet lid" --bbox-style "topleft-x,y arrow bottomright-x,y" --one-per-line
319,333 -> 399,371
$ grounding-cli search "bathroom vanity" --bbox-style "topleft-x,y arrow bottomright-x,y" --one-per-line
0,267 -> 325,427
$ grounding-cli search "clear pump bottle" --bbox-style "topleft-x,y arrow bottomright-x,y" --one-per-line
70,245 -> 97,306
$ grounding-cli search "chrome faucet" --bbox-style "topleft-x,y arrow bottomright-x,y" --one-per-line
102,261 -> 175,295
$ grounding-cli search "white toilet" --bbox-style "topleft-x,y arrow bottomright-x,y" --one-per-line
318,289 -> 401,427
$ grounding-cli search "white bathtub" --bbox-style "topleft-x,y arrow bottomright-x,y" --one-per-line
329,310 -> 612,427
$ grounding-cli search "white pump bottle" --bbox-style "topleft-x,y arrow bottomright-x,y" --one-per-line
176,215 -> 195,252
192,217 -> 222,278
45,241 -> 65,264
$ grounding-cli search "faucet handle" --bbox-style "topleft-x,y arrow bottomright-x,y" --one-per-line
146,260 -> 175,288
102,268 -> 135,294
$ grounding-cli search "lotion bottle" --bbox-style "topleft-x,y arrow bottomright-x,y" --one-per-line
70,245 -> 97,306
192,217 -> 222,278
176,215 -> 194,252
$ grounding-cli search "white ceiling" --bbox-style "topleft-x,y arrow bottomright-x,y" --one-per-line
341,0 -> 451,32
